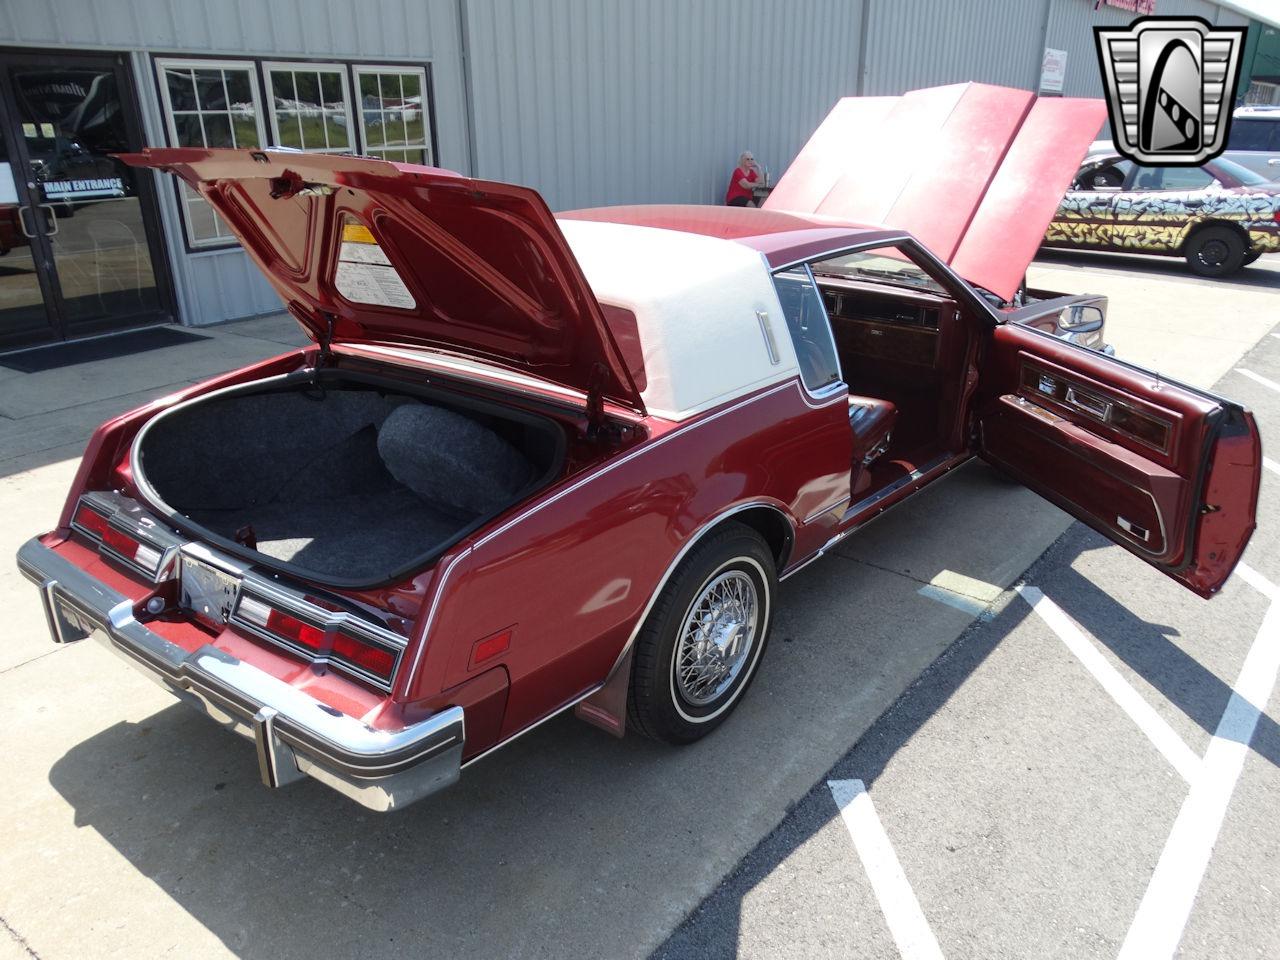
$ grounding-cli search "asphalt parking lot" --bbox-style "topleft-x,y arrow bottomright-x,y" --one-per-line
1,253 -> 1278,959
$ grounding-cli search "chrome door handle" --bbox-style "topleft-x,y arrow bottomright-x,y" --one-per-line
1117,516 -> 1150,542
16,205 -> 37,238
1065,386 -> 1111,421
37,204 -> 59,236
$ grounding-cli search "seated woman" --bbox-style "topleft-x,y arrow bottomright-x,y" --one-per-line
724,151 -> 761,207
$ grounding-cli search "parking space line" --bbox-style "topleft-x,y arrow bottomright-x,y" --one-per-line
1236,368 -> 1280,394
1235,562 -> 1278,603
1118,590 -> 1280,960
1263,457 -> 1280,479
828,779 -> 946,960
1015,586 -> 1200,783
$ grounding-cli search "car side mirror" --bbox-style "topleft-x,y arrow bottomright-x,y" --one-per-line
1058,304 -> 1104,334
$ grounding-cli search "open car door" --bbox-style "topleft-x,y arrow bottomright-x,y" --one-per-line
977,324 -> 1261,598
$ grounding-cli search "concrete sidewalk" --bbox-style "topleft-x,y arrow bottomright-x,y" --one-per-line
0,314 -> 307,477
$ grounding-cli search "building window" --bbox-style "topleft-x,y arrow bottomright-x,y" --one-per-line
154,57 -> 435,250
155,58 -> 265,247
355,66 -> 431,164
264,63 -> 354,153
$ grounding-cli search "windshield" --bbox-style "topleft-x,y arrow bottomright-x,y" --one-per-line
1209,157 -> 1270,187
809,248 -> 948,295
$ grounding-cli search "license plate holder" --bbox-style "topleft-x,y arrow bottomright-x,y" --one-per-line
180,555 -> 241,628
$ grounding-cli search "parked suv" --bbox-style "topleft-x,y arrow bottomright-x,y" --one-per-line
1088,106 -> 1280,181
1227,106 -> 1280,179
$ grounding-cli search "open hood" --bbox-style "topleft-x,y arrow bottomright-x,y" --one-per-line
763,83 -> 1107,302
120,148 -> 643,412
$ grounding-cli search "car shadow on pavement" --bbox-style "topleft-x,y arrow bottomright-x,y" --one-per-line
43,521 -> 1277,960
1034,248 -> 1280,290
652,524 -> 1280,958
1042,529 -> 1279,770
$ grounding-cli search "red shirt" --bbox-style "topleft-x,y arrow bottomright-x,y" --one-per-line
725,166 -> 758,204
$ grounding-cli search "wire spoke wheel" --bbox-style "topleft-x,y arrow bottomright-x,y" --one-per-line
673,570 -> 759,707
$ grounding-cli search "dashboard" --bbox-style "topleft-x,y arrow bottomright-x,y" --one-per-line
817,277 -> 956,371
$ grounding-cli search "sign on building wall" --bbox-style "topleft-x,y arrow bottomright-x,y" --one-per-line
1040,47 -> 1068,94
1094,0 -> 1157,14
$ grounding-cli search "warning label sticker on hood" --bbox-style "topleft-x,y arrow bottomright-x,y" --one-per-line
334,221 -> 417,310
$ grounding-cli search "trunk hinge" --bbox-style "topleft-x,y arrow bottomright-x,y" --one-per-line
316,312 -> 337,368
585,362 -> 608,440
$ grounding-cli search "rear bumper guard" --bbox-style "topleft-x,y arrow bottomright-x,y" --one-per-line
17,538 -> 463,812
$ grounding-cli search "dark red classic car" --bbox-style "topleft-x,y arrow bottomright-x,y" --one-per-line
17,85 -> 1262,811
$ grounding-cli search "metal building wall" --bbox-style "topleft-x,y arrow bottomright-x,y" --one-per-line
860,0 -> 1047,96
461,0 -> 864,210
0,0 -> 469,325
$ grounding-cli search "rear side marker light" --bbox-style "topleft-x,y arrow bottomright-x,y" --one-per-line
470,628 -> 513,669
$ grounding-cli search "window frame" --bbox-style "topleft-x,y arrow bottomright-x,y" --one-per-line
352,64 -> 433,166
262,61 -> 356,155
154,57 -> 268,250
770,262 -> 845,398
152,54 -> 438,253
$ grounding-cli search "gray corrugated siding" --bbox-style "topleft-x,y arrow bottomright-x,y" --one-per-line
463,0 -> 864,209
0,0 -> 1253,324
1,0 -> 469,325
861,0 -> 1046,95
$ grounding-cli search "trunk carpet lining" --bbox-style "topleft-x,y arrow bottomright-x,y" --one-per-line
139,386 -> 556,582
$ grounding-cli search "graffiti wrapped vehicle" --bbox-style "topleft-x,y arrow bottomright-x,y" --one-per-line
1045,154 -> 1280,277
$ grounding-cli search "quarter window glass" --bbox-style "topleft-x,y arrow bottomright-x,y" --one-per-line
265,65 -> 353,153
772,268 -> 841,392
1226,119 -> 1273,150
157,59 -> 264,246
355,67 -> 431,164
1135,166 -> 1215,191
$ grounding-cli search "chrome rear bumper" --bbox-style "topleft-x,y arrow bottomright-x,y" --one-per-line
17,538 -> 463,812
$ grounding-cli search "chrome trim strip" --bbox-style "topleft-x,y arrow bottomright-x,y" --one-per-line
17,538 -> 464,812
399,547 -> 472,692
822,453 -> 961,552
802,495 -> 850,525
779,549 -> 825,581
756,310 -> 781,364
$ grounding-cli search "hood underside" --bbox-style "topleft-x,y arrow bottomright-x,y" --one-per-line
763,83 -> 1107,301
119,148 -> 642,411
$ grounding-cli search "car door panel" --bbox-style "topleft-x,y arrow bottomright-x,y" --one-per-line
978,324 -> 1261,597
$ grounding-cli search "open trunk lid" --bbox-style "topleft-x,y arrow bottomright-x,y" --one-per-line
763,83 -> 1107,302
119,148 -> 644,413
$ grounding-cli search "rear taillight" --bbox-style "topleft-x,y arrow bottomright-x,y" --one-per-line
73,503 -> 110,539
235,594 -> 400,686
72,500 -> 164,577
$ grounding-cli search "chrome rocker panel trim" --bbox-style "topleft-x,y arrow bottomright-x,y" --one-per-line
17,538 -> 464,812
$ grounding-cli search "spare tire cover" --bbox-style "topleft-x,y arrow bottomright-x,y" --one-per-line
377,404 -> 534,517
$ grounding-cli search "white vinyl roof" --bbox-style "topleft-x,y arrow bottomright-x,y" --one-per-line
557,219 -> 800,420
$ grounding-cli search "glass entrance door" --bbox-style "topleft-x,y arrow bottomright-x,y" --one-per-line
0,50 -> 173,352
